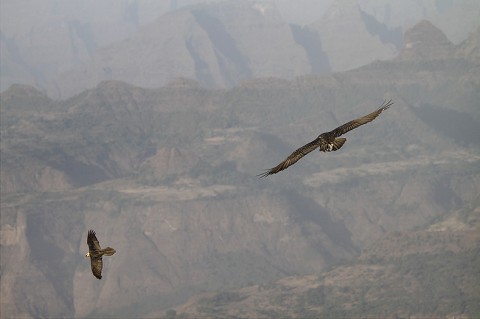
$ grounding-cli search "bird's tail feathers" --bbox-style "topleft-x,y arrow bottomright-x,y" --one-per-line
332,138 -> 346,151
102,247 -> 116,256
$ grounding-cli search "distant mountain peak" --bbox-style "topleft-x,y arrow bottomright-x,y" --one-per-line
1,84 -> 47,99
399,20 -> 454,60
1,84 -> 53,111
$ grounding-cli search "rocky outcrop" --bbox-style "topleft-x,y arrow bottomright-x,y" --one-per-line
398,20 -> 454,60
142,147 -> 202,177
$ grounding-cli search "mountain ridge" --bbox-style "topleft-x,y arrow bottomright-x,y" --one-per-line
2,0 -> 479,98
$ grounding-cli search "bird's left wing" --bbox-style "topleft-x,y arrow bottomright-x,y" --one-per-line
258,139 -> 320,177
330,99 -> 393,137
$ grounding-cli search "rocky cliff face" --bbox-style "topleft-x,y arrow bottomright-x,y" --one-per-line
48,1 -> 312,98
0,0 -> 214,92
174,227 -> 480,318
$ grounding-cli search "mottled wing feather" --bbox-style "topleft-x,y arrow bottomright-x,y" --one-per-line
90,255 -> 103,279
258,139 -> 320,177
87,230 -> 102,251
330,99 -> 393,137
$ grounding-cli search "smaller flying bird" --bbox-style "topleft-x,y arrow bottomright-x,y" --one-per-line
85,230 -> 116,279
258,99 -> 393,177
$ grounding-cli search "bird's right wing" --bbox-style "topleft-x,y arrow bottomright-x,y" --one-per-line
90,256 -> 103,279
87,230 -> 102,251
258,139 -> 320,177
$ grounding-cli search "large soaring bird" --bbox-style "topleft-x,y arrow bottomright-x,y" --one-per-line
85,230 -> 116,279
258,99 -> 393,177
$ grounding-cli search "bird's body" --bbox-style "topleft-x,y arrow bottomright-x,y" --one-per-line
85,230 -> 116,279
258,99 -> 393,177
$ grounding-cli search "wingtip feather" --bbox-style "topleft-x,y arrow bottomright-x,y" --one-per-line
257,170 -> 272,178
380,99 -> 394,110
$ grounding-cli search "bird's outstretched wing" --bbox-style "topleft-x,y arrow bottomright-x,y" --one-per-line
258,139 -> 320,177
90,255 -> 103,279
87,230 -> 101,252
329,99 -> 393,137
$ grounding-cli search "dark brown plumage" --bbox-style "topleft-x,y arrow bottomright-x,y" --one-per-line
85,230 -> 116,279
258,99 -> 393,177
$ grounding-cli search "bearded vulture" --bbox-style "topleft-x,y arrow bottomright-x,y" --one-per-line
258,99 -> 393,177
85,230 -> 116,279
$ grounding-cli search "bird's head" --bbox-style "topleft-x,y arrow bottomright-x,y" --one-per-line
85,252 -> 90,258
